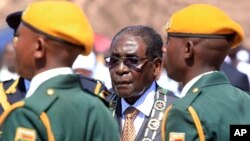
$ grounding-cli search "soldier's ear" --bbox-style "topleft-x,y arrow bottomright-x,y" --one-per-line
184,40 -> 194,59
34,36 -> 46,59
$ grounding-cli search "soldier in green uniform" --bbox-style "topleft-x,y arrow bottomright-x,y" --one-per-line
0,75 -> 110,115
0,1 -> 119,141
161,4 -> 250,141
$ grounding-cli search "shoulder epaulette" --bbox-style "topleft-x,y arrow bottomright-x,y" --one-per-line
77,74 -> 111,100
0,79 -> 19,112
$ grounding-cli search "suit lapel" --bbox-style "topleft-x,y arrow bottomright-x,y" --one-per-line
134,115 -> 149,141
115,98 -> 122,133
112,85 -> 177,141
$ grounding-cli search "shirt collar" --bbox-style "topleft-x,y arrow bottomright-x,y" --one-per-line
26,67 -> 74,98
180,71 -> 217,98
24,79 -> 30,91
224,55 -> 232,64
121,81 -> 156,117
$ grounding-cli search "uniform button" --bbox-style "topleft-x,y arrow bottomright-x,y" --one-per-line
192,88 -> 199,93
47,89 -> 55,95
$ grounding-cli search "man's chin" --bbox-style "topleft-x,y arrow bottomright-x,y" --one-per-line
117,92 -> 132,98
117,92 -> 143,99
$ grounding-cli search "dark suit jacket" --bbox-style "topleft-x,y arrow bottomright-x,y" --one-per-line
110,85 -> 178,141
163,72 -> 250,141
220,61 -> 250,92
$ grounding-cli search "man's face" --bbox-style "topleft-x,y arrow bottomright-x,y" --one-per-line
163,36 -> 184,82
108,34 -> 156,99
13,24 -> 37,79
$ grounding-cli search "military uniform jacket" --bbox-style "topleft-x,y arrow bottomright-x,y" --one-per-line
0,75 -> 110,115
162,72 -> 250,141
0,74 -> 119,141
109,85 -> 177,141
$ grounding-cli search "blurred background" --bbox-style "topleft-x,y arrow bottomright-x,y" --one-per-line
0,0 -> 250,94
1,0 -> 250,48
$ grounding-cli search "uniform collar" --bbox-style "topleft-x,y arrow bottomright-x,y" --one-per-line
26,67 -> 74,98
180,71 -> 217,98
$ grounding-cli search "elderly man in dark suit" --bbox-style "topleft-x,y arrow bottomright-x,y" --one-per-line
105,25 -> 178,141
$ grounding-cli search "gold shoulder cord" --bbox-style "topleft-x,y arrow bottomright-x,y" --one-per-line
0,79 -> 19,111
5,79 -> 19,94
94,81 -> 102,95
40,112 -> 55,141
0,83 -> 11,111
188,106 -> 205,141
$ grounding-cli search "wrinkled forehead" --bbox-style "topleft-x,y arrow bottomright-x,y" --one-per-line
110,34 -> 146,57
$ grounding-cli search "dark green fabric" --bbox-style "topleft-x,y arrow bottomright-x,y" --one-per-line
164,72 -> 250,141
1,74 -> 120,141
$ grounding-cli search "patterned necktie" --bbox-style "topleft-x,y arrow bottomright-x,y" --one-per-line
121,107 -> 139,141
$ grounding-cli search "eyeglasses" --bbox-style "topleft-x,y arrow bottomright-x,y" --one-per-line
105,56 -> 151,70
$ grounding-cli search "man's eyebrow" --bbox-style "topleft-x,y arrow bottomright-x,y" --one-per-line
110,53 -> 120,57
126,54 -> 138,57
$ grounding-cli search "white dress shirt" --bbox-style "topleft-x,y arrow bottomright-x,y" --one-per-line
121,81 -> 156,135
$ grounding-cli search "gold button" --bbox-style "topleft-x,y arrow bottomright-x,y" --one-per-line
192,88 -> 199,93
47,89 -> 55,95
